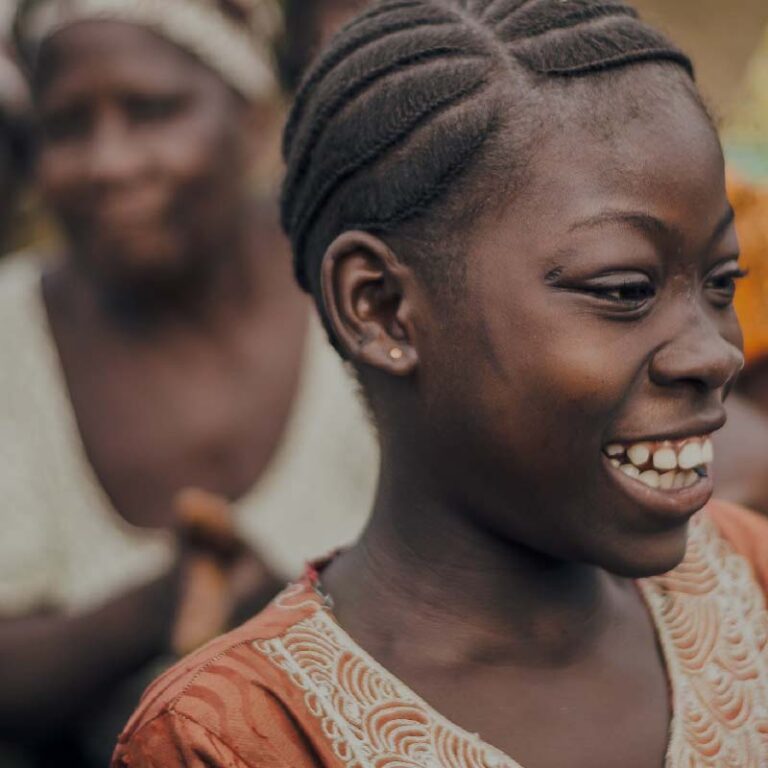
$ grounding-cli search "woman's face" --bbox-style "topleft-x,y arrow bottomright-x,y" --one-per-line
35,21 -> 255,289
407,79 -> 743,578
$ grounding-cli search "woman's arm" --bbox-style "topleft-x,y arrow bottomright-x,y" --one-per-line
0,567 -> 178,742
0,491 -> 282,744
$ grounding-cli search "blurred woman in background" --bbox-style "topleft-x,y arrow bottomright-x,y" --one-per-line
0,1 -> 375,765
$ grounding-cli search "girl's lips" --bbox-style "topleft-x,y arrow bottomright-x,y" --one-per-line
602,452 -> 714,524
602,433 -> 714,492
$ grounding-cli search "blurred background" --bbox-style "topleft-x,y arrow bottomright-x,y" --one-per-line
0,1 -> 765,767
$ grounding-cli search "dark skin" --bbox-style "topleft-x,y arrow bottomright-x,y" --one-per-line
321,70 -> 743,768
0,21 -> 305,739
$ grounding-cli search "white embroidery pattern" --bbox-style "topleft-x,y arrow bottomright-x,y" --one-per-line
256,513 -> 768,768
256,609 -> 517,768
640,515 -> 768,767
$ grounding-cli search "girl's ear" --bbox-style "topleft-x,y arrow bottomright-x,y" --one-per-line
320,231 -> 419,376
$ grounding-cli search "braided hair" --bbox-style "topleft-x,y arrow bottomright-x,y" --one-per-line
281,0 -> 695,323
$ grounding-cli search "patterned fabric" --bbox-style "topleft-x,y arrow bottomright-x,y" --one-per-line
255,601 -> 517,768
0,253 -> 376,617
14,0 -> 281,100
113,500 -> 768,768
640,515 -> 768,767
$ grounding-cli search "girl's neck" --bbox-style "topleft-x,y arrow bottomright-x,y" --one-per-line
322,460 -> 634,670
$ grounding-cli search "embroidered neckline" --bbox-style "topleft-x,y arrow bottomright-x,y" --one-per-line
256,513 -> 768,768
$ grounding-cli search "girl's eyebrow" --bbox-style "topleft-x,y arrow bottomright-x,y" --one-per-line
567,206 -> 736,248
569,210 -> 674,239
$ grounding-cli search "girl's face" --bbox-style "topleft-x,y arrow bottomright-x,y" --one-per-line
406,81 -> 743,577
35,21 -> 256,289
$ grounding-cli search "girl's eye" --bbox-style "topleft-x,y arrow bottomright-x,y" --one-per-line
582,277 -> 656,309
705,267 -> 748,307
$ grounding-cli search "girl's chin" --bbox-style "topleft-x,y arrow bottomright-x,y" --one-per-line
597,525 -> 692,580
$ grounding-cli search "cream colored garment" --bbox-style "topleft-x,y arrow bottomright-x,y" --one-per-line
0,254 -> 377,618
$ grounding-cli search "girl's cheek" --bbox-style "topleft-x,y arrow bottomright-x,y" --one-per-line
543,332 -> 638,411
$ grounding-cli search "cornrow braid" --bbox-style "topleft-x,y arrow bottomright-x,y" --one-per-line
281,0 -> 695,310
283,4 -> 460,152
283,24 -> 492,223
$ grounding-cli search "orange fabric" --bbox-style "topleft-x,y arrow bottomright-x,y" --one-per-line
112,503 -> 768,768
729,176 -> 768,364
707,498 -> 768,594
113,603 -> 326,767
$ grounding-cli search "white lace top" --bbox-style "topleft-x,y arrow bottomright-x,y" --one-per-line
0,253 -> 378,617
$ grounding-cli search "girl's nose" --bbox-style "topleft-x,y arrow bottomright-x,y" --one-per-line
649,311 -> 744,394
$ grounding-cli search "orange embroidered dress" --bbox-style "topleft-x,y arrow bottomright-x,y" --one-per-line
113,501 -> 768,768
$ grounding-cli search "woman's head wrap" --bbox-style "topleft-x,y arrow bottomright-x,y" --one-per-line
14,0 -> 281,100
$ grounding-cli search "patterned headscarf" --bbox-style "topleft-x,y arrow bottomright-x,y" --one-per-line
14,0 -> 281,100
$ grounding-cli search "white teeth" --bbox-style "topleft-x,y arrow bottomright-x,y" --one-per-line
610,435 -> 714,492
678,442 -> 704,470
659,471 -> 676,490
638,470 -> 661,489
627,443 -> 651,467
653,447 -> 677,471
683,470 -> 699,488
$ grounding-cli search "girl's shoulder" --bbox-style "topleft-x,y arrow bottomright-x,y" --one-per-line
705,498 -> 768,594
111,579 -> 328,768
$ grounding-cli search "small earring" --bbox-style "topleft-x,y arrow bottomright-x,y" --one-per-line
388,347 -> 404,361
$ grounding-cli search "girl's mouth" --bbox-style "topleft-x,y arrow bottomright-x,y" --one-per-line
602,435 -> 714,491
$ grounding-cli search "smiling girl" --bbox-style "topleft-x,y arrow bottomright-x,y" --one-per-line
114,1 -> 768,767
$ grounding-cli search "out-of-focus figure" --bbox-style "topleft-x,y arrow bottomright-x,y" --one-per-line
0,1 -> 31,252
0,0 -> 376,765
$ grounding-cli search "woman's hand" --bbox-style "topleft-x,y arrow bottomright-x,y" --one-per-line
170,488 -> 282,657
